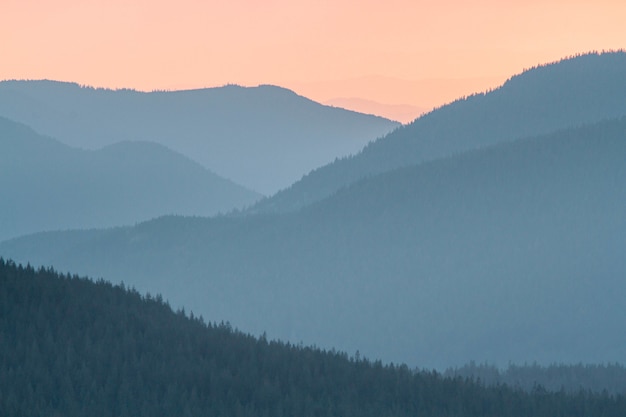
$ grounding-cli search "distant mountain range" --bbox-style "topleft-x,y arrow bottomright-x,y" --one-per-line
0,116 -> 260,241
0,81 -> 399,195
252,51 -> 626,213
290,75 -> 502,120
4,115 -> 625,369
324,97 -> 426,123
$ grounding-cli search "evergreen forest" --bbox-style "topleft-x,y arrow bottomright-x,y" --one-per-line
2,258 -> 626,417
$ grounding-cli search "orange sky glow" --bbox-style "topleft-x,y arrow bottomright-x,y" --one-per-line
2,0 -> 625,121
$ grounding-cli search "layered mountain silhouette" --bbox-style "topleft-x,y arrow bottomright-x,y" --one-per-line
0,81 -> 399,194
4,116 -> 625,369
0,116 -> 260,241
252,51 -> 626,213
324,97 -> 425,123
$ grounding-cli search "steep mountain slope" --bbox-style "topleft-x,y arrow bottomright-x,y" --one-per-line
252,51 -> 626,213
0,117 -> 259,241
4,116 -> 625,369
0,82 -> 399,194
5,259 -> 625,417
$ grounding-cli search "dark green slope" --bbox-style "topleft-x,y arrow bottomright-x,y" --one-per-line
0,81 -> 398,194
3,258 -> 626,417
0,116 -> 260,241
3,117 -> 626,369
444,362 -> 626,395
252,51 -> 626,213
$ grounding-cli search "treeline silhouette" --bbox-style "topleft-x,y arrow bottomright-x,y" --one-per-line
445,362 -> 626,395
2,258 -> 626,417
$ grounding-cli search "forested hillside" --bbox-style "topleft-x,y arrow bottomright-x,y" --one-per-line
252,51 -> 626,213
445,362 -> 626,395
2,258 -> 625,417
4,116 -> 625,369
0,116 -> 260,241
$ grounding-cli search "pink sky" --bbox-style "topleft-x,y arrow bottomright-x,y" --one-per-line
2,0 -> 625,121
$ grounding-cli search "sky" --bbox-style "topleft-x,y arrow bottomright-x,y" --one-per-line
2,0 -> 625,122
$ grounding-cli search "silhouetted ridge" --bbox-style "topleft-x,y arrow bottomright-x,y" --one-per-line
0,116 -> 260,241
2,258 -> 625,417
252,51 -> 626,213
0,80 -> 398,194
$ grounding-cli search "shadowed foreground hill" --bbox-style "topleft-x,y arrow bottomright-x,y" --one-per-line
3,116 -> 626,369
0,116 -> 260,241
0,81 -> 398,194
2,258 -> 626,417
252,51 -> 626,213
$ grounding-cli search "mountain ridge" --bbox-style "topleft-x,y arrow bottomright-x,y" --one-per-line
0,80 -> 399,194
250,51 -> 626,213
0,116 -> 260,241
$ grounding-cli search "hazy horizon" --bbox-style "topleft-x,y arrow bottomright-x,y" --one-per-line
3,0 -> 625,121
